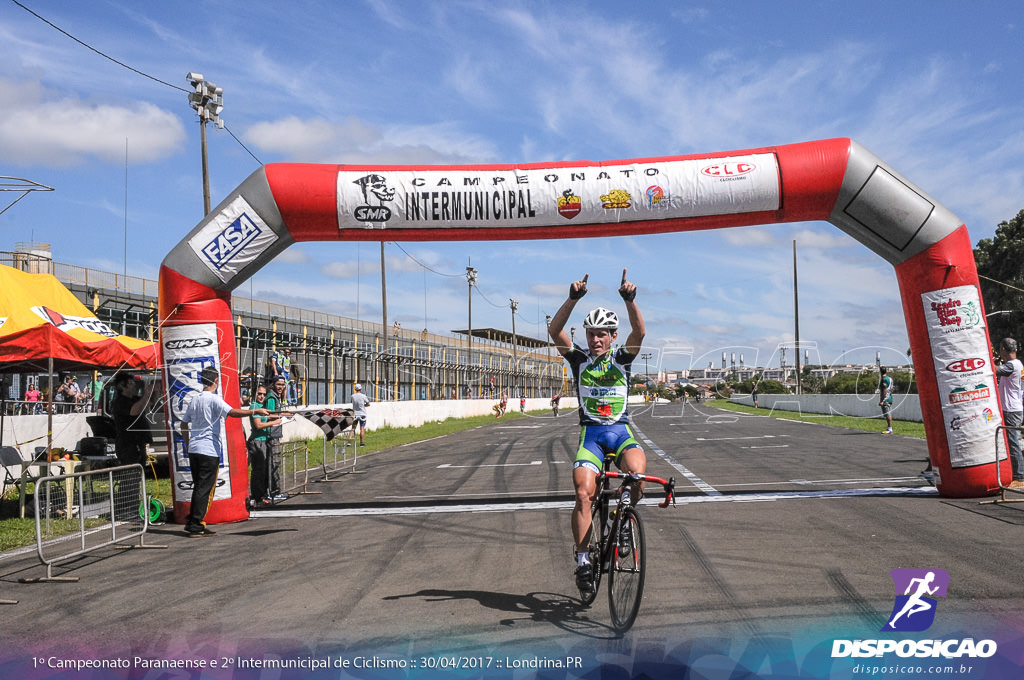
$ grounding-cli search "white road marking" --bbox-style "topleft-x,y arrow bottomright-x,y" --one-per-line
718,476 -> 924,488
696,434 -> 791,441
437,461 -> 542,469
252,487 -> 939,518
633,426 -> 722,496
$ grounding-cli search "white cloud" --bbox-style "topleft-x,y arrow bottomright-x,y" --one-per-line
721,227 -> 777,247
0,78 -> 184,167
244,116 -> 498,164
275,247 -> 311,264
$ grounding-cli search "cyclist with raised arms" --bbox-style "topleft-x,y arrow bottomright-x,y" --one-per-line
548,269 -> 647,593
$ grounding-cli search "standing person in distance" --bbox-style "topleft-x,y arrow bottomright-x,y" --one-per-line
264,376 -> 291,500
110,373 -> 156,521
351,383 -> 370,446
247,384 -> 287,507
548,269 -> 647,594
879,366 -> 895,435
180,367 -> 268,537
996,338 -> 1024,488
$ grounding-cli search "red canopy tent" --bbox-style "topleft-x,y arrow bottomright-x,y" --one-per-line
0,264 -> 156,372
0,264 -> 157,454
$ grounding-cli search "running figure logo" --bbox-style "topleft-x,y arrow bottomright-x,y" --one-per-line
882,568 -> 949,632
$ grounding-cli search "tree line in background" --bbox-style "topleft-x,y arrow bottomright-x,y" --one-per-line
630,366 -> 916,401
974,208 -> 1024,347
625,207 -> 1024,403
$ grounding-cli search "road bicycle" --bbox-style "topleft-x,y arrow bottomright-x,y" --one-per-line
577,464 -> 675,632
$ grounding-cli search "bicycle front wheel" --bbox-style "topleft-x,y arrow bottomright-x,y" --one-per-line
578,500 -> 605,606
607,505 -> 646,631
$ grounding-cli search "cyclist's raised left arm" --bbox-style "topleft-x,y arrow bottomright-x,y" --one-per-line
619,269 -> 645,355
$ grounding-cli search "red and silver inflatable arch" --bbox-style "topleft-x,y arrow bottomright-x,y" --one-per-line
159,137 -> 1010,523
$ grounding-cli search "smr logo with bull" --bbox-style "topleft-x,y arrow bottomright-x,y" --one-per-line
353,174 -> 395,223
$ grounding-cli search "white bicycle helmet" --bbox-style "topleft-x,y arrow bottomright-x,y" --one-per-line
582,307 -> 619,330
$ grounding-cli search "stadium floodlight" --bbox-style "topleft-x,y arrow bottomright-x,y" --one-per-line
186,72 -> 224,215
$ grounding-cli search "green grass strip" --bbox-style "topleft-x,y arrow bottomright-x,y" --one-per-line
711,399 -> 926,438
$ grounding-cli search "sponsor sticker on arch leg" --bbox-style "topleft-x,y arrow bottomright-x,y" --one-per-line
923,286 -> 1005,468
161,323 -> 231,500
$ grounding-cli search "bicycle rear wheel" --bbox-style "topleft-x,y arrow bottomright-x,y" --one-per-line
607,505 -> 645,631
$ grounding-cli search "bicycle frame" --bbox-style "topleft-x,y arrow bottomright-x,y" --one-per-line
580,467 -> 674,630
592,469 -> 674,569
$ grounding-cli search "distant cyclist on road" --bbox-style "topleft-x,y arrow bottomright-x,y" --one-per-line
548,269 -> 647,594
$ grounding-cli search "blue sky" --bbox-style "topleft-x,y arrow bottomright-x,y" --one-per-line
1,0 -> 1021,374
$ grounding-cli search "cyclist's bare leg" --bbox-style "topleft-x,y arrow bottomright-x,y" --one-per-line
618,446 -> 646,502
572,466 -> 598,552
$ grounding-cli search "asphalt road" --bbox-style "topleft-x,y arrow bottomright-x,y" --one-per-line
3,401 -> 1023,678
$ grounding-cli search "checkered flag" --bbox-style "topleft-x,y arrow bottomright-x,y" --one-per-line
297,408 -> 355,441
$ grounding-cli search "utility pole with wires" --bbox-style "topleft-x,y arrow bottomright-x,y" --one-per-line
466,265 -> 477,396
510,298 -> 519,395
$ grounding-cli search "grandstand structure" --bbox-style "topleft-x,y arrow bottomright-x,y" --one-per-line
1,245 -> 563,405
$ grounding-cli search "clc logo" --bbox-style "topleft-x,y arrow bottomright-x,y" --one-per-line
701,162 -> 755,177
946,357 -> 986,373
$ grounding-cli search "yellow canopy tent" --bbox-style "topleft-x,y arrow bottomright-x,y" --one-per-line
0,264 -> 157,455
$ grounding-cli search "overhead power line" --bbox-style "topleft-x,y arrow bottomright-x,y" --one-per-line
392,242 -> 463,278
12,0 -> 188,92
979,274 -> 1024,295
12,0 -> 262,165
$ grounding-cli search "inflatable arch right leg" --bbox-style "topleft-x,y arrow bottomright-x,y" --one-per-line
158,138 -> 1010,523
894,226 -> 1011,495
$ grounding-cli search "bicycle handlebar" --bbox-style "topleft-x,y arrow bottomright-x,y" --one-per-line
601,470 -> 676,508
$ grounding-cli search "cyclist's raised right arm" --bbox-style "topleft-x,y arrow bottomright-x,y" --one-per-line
549,274 -> 588,357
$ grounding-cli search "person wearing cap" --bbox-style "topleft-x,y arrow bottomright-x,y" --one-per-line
180,367 -> 268,537
879,366 -> 894,435
351,383 -> 371,446
996,338 -> 1024,488
265,375 -> 290,500
548,269 -> 646,594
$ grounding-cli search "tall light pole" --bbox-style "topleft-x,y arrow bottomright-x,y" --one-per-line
186,72 -> 223,216
793,240 -> 801,395
466,265 -> 477,397
545,314 -> 552,394
640,351 -> 653,399
380,242 -> 388,400
510,298 -> 519,395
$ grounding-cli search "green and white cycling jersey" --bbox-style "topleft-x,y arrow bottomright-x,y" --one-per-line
880,375 -> 894,404
565,345 -> 636,425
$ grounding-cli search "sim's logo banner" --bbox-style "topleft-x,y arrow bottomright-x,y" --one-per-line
337,153 -> 781,229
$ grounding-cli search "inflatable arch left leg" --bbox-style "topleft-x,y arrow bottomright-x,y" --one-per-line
158,138 -> 1010,524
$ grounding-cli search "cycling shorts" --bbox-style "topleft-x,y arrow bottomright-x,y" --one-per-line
573,423 -> 642,475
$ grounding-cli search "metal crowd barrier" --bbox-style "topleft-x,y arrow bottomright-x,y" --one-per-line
984,424 -> 1024,505
21,463 -> 166,582
275,441 -> 322,499
319,437 -> 361,481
